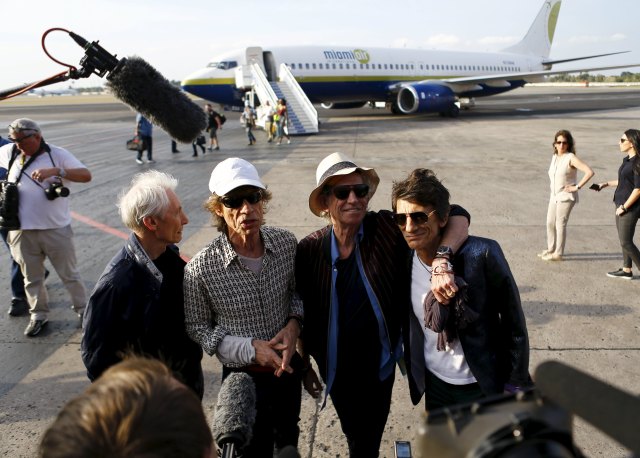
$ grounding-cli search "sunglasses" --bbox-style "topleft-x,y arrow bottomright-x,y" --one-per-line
8,133 -> 35,143
620,138 -> 629,143
393,209 -> 437,227
221,191 -> 262,209
331,184 -> 369,200
555,141 -> 568,145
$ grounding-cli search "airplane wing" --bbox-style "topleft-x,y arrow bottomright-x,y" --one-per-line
433,63 -> 640,93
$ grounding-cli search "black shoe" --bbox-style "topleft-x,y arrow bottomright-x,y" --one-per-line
24,318 -> 48,337
214,146 -> 220,151
192,153 -> 198,157
207,147 -> 213,152
606,268 -> 633,279
8,298 -> 28,317
172,149 -> 180,153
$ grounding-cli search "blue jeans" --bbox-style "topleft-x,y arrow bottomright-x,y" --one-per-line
1,228 -> 25,299
615,204 -> 640,270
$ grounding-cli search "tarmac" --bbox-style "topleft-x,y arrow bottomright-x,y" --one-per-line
0,87 -> 639,457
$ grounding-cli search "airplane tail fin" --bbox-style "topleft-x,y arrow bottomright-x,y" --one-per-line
502,0 -> 561,58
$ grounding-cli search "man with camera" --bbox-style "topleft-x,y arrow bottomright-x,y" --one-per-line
0,118 -> 91,337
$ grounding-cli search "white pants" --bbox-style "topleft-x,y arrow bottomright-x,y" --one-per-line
546,199 -> 575,257
8,225 -> 86,320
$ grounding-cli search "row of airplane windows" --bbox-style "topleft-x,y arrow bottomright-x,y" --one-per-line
287,62 -> 522,73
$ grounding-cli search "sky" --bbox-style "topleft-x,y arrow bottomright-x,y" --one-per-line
1,0 -> 639,92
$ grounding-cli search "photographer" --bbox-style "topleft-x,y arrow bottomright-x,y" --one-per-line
0,118 -> 91,337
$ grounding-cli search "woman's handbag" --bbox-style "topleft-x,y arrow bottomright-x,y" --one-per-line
126,135 -> 146,151
196,135 -> 206,145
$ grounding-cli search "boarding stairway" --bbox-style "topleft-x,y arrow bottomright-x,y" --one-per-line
236,63 -> 318,135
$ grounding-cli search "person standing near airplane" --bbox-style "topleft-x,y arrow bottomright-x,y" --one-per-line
275,99 -> 291,145
539,130 -> 594,261
205,103 -> 222,151
240,105 -> 257,146
135,113 -> 154,165
594,129 -> 640,279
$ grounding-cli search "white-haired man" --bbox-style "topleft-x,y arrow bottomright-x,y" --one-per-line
81,170 -> 204,398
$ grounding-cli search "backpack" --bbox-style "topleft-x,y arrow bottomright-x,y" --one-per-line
217,113 -> 227,125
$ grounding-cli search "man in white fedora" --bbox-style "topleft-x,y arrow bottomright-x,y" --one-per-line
296,152 -> 470,457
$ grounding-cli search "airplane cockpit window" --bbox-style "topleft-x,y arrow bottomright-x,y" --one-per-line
206,61 -> 238,70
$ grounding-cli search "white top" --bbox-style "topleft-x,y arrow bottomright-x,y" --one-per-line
0,143 -> 85,230
548,152 -> 578,203
411,251 -> 476,385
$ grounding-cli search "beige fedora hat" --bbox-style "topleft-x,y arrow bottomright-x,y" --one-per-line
309,152 -> 379,216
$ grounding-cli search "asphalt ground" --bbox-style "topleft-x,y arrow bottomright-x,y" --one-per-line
0,86 -> 639,457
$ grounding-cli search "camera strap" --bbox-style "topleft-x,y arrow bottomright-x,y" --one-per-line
12,142 -> 55,189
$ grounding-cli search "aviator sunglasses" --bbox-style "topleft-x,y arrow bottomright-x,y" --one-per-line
221,191 -> 263,209
393,209 -> 437,227
330,184 -> 370,200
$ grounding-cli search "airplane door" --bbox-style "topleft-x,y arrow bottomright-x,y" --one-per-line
263,51 -> 277,81
246,47 -> 265,73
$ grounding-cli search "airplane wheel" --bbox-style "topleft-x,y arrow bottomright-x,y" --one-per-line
448,105 -> 460,118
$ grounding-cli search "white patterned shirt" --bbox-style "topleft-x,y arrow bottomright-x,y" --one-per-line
184,226 -> 303,366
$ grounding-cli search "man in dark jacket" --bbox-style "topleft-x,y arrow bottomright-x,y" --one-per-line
81,170 -> 203,398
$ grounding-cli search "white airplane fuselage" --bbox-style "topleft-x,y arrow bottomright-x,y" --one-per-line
182,46 -> 542,108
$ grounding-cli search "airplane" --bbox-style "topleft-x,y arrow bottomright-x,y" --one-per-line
27,85 -> 78,97
181,0 -> 639,119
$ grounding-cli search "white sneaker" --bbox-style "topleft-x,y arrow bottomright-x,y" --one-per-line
135,158 -> 143,165
537,250 -> 550,258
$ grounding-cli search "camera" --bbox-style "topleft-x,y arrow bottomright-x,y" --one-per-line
44,181 -> 70,200
0,180 -> 20,229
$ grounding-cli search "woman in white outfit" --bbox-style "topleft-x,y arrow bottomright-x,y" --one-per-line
539,130 -> 594,261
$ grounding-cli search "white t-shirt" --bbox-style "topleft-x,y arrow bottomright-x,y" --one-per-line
411,251 -> 477,385
0,143 -> 86,230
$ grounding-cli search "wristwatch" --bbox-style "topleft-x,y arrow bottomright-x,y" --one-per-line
435,245 -> 454,259
58,167 -> 67,178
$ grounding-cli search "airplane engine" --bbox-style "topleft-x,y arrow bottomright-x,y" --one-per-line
396,84 -> 459,117
320,102 -> 369,109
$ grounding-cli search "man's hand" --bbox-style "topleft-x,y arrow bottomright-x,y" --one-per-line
431,258 -> 457,305
252,339 -> 287,373
268,318 -> 301,376
302,367 -> 322,399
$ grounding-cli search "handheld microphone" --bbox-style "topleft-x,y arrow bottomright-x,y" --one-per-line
213,372 -> 257,458
535,360 -> 640,454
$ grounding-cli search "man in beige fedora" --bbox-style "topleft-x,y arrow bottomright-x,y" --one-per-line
296,152 -> 470,457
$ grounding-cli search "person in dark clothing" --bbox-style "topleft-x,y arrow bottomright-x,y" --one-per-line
391,168 -> 531,411
81,170 -> 203,398
296,152 -> 470,457
595,129 -> 640,279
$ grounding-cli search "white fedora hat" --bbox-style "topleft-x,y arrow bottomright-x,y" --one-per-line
309,152 -> 379,216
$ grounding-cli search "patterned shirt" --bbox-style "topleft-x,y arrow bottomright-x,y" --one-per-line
184,226 -> 303,366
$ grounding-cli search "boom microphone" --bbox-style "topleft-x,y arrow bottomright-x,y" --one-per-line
213,372 -> 257,458
535,360 -> 640,454
0,30 -> 206,143
105,56 -> 206,143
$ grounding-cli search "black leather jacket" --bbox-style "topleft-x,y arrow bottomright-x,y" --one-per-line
404,236 -> 531,405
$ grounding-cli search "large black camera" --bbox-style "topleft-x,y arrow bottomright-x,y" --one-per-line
44,181 -> 70,200
0,180 -> 20,230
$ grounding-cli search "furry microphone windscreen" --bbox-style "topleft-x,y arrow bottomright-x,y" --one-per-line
213,372 -> 257,449
106,56 -> 207,143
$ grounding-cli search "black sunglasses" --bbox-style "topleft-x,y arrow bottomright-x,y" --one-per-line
8,133 -> 35,143
221,191 -> 262,209
393,209 -> 437,227
331,184 -> 369,200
